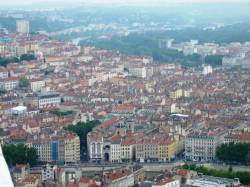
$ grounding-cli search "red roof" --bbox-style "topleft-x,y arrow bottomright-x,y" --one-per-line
155,177 -> 175,185
0,76 -> 19,82
112,105 -> 135,112
176,169 -> 190,176
79,176 -> 90,184
0,67 -> 8,73
227,132 -> 250,141
99,117 -> 119,129
121,138 -> 136,146
106,170 -> 132,181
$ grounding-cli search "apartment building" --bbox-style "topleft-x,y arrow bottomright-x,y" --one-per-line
0,67 -> 9,79
111,105 -> 136,117
64,134 -> 80,163
185,130 -> 225,161
28,139 -> 52,162
169,88 -> 192,100
30,79 -> 45,92
87,132 -> 104,162
136,137 -> 177,163
38,92 -> 61,108
27,132 -> 80,163
0,77 -> 19,91
136,138 -> 159,162
16,19 -> 29,34
42,164 -> 57,181
120,139 -> 136,162
224,131 -> 250,144
159,140 -> 177,162
0,41 -> 18,57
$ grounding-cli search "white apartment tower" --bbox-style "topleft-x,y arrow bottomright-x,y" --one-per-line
16,19 -> 30,34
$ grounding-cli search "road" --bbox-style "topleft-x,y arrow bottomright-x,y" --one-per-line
30,161 -> 250,174
62,161 -> 250,173
62,161 -> 185,173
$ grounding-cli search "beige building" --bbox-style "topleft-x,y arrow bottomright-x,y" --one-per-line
121,139 -> 136,162
135,137 -> 178,163
170,88 -> 192,100
159,140 -> 177,162
136,138 -> 159,162
30,79 -> 45,92
64,134 -> 80,163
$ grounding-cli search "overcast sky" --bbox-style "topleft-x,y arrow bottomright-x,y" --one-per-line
1,0 -> 250,6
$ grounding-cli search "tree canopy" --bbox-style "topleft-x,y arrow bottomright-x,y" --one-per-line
216,142 -> 250,164
19,76 -> 30,88
64,120 -> 101,139
0,53 -> 36,67
80,34 -> 204,67
64,120 -> 101,159
205,55 -> 223,67
2,144 -> 38,166
50,110 -> 74,117
0,57 -> 19,67
20,54 -> 36,61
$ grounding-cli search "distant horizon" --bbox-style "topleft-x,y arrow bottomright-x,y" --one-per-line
1,0 -> 250,8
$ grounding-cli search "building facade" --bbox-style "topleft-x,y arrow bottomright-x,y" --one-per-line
38,92 -> 61,108
185,131 -> 225,161
16,20 -> 30,34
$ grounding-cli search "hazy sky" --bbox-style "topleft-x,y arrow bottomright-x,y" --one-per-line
1,0 -> 250,6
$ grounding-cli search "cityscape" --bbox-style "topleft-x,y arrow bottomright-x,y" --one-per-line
0,0 -> 250,187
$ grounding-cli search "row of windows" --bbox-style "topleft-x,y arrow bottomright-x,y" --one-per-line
39,98 -> 60,104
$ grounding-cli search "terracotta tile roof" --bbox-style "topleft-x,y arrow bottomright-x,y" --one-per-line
22,175 -> 38,183
227,132 -> 250,141
108,134 -> 122,144
121,138 -> 136,146
176,169 -> 191,176
155,177 -> 175,185
0,67 -> 8,73
106,170 -> 132,181
79,176 -> 90,184
99,117 -> 119,129
0,76 -> 19,81
112,105 -> 135,112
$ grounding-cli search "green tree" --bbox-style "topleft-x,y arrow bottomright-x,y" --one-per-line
50,110 -> 74,117
19,76 -> 30,88
64,120 -> 101,156
0,57 -> 19,67
80,33 -> 204,67
205,55 -> 223,66
2,144 -> 38,166
216,142 -> 250,164
20,54 -> 36,61
64,120 -> 100,140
